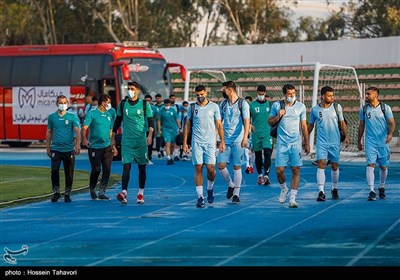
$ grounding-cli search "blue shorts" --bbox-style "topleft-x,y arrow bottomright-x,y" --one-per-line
218,141 -> 244,166
365,145 -> 390,166
316,143 -> 340,163
192,141 -> 216,165
275,143 -> 303,167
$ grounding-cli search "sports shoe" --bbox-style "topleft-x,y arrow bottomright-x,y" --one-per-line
232,195 -> 240,204
278,187 -> 289,203
90,190 -> 98,200
147,160 -> 154,165
137,194 -> 144,204
196,197 -> 205,208
174,156 -> 180,161
368,191 -> 376,201
117,191 -> 128,204
226,186 -> 234,199
207,189 -> 214,204
245,166 -> 254,174
263,175 -> 271,186
167,159 -> 174,165
378,188 -> 385,199
64,194 -> 72,203
257,176 -> 265,185
157,153 -> 162,159
331,188 -> 339,199
98,194 -> 110,200
317,191 -> 326,202
51,192 -> 61,202
289,200 -> 298,208
183,155 -> 190,161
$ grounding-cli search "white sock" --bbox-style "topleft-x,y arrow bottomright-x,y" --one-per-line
233,168 -> 242,196
290,189 -> 298,201
331,169 -> 339,189
366,166 -> 375,192
138,188 -> 144,195
219,167 -> 233,187
196,186 -> 203,198
280,182 -> 287,190
379,168 -> 388,188
317,168 -> 325,192
245,149 -> 251,166
207,179 -> 215,190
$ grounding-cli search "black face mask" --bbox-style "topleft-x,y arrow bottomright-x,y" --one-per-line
222,90 -> 228,99
197,96 -> 205,103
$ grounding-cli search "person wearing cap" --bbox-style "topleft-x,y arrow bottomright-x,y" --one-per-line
268,83 -> 310,208
112,81 -> 154,205
157,98 -> 182,165
249,85 -> 273,186
218,80 -> 250,204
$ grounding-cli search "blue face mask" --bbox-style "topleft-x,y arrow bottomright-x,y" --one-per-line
197,96 -> 205,103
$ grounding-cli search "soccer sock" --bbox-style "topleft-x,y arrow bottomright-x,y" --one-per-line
196,186 -> 203,198
366,166 -> 375,191
233,169 -> 242,196
138,188 -> 144,196
219,167 -> 233,187
280,182 -> 287,190
245,149 -> 250,166
379,168 -> 388,188
317,168 -> 325,192
207,179 -> 215,190
331,169 -> 339,189
290,189 -> 298,201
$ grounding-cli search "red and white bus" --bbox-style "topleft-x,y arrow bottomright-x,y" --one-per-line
0,41 -> 186,147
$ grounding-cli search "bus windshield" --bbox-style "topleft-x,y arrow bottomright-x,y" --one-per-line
119,58 -> 172,100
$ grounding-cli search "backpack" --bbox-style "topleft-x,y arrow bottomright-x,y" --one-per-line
186,103 -> 195,145
333,102 -> 347,142
119,97 -> 147,120
269,100 -> 285,138
362,102 -> 386,120
221,98 -> 245,124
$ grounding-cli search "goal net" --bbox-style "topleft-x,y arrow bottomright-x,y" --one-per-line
178,62 -> 363,155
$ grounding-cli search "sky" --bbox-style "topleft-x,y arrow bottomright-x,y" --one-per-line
195,0 -> 350,46
289,0 -> 348,20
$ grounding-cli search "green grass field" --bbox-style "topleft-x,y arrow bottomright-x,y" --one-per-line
0,165 -> 121,208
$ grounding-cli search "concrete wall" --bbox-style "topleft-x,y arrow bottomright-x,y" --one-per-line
159,36 -> 400,69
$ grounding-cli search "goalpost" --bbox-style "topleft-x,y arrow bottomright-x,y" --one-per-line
181,62 -> 363,155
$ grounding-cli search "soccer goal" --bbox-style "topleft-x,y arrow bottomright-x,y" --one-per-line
182,62 -> 363,154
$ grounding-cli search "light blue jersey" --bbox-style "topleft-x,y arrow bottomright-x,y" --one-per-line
188,101 -> 221,146
360,103 -> 394,149
220,98 -> 250,145
270,100 -> 307,146
309,103 -> 343,145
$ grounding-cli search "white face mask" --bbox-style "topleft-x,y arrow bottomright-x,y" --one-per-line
257,95 -> 265,101
164,106 -> 170,110
72,104 -> 78,109
105,103 -> 112,111
286,96 -> 296,103
58,104 -> 68,111
128,90 -> 135,98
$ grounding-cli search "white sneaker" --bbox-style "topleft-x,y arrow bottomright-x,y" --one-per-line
147,160 -> 154,165
289,200 -> 298,208
278,187 -> 289,203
